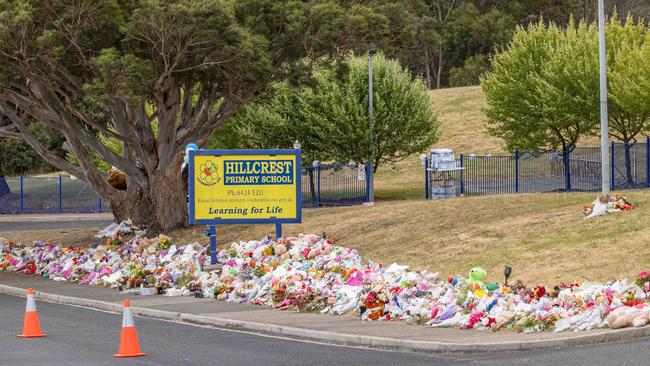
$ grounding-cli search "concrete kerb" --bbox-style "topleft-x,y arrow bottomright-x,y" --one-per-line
2,283 -> 650,353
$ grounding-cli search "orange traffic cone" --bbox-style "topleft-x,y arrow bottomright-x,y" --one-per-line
17,288 -> 47,338
114,299 -> 146,358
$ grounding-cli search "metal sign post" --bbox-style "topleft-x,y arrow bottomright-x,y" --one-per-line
208,225 -> 217,265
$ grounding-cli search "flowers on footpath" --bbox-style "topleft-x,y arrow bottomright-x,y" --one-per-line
1,235 -> 649,333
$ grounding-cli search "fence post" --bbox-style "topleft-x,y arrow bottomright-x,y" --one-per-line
424,157 -> 430,199
364,162 -> 372,203
563,148 -> 571,191
316,163 -> 321,207
515,150 -> 520,193
58,174 -> 63,213
646,137 -> 650,187
459,154 -> 464,196
610,141 -> 615,191
19,175 -> 24,213
98,197 -> 102,212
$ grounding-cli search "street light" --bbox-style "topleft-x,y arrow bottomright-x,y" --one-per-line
598,0 -> 610,194
368,45 -> 378,203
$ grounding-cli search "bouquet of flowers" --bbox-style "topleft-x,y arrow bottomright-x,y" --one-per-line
106,233 -> 122,248
636,272 -> 650,292
156,235 -> 172,251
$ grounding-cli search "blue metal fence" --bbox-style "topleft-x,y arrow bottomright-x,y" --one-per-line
426,140 -> 650,198
0,175 -> 110,214
0,163 -> 372,214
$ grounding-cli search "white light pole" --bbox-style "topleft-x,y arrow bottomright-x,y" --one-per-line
598,0 -> 610,193
368,45 -> 378,203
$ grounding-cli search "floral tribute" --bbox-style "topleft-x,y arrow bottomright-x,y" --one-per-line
1,235 -> 649,333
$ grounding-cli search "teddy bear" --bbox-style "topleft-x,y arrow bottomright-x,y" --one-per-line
106,169 -> 127,190
361,291 -> 386,321
613,194 -> 635,211
606,303 -> 650,329
274,244 -> 290,261
467,267 -> 487,292
584,193 -> 610,218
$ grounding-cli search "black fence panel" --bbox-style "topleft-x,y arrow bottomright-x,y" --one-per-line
22,176 -> 59,213
303,163 -> 369,207
612,142 -> 648,189
60,175 -> 104,212
426,140 -> 650,199
461,155 -> 516,196
568,147 -> 602,191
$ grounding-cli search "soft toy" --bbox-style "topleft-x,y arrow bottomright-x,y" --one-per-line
361,291 -> 386,321
606,303 -> 650,329
106,169 -> 127,190
467,267 -> 487,292
613,194 -> 635,211
274,244 -> 290,261
493,310 -> 515,330
584,193 -> 609,219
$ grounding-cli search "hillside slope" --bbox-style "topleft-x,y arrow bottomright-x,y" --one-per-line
429,86 -> 505,154
375,86 -> 503,199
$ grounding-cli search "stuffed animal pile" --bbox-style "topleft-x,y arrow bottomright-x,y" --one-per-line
583,193 -> 636,219
1,235 -> 649,333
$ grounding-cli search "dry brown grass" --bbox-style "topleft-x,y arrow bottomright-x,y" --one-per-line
429,86 -> 505,155
4,189 -> 647,285
4,229 -> 100,247
374,86 -> 502,200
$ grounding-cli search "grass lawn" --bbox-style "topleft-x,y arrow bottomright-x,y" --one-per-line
4,189 -> 647,285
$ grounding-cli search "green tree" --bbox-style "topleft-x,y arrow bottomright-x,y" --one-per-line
482,16 -> 650,186
482,21 -> 599,153
0,121 -> 66,176
216,54 -> 440,172
448,54 -> 490,87
0,0 -> 385,231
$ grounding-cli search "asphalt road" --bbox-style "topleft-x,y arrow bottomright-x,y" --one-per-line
1,294 -> 649,366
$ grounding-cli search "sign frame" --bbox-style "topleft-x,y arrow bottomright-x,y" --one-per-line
188,148 -> 302,226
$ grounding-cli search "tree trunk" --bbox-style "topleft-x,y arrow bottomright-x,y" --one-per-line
563,146 -> 571,191
0,166 -> 11,197
424,48 -> 432,89
0,164 -> 9,197
436,48 -> 443,89
106,167 -> 188,234
149,170 -> 188,232
624,141 -> 634,186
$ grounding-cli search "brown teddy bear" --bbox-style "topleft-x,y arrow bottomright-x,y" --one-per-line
274,244 -> 290,261
106,169 -> 127,190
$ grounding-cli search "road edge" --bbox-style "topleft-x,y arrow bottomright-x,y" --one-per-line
1,283 -> 649,353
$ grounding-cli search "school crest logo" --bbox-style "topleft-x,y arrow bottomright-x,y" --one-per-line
197,160 -> 221,186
